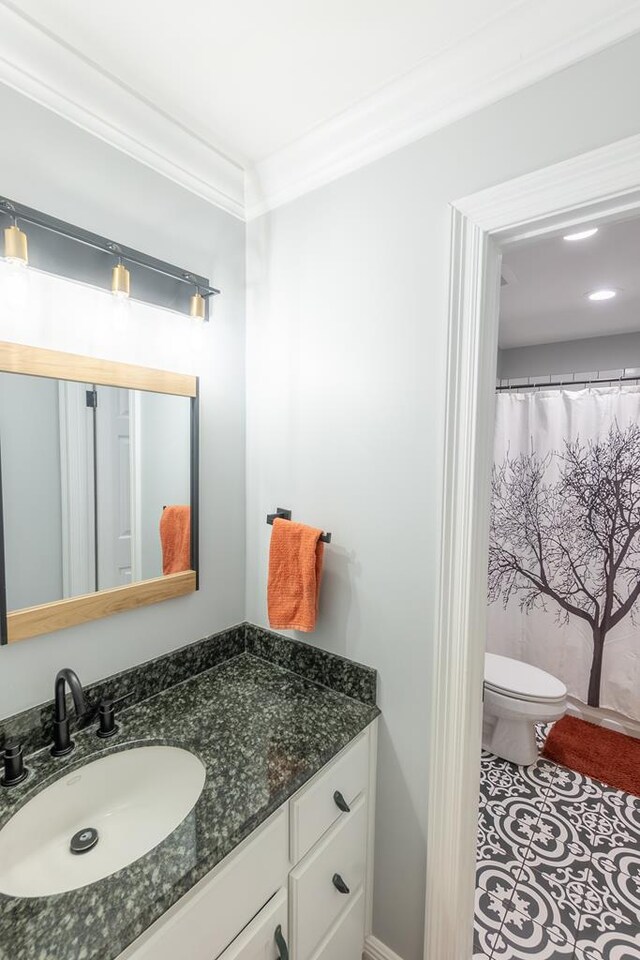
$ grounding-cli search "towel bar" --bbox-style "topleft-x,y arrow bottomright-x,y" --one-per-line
266,507 -> 332,544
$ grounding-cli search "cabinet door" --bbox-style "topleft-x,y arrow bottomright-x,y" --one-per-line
290,731 -> 369,863
117,808 -> 288,960
219,888 -> 288,960
290,795 -> 367,960
311,889 -> 364,960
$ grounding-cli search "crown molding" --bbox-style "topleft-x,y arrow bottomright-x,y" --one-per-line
245,0 -> 640,219
2,1 -> 640,224
0,2 -> 245,220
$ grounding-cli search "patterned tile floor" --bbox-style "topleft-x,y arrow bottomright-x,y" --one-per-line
475,725 -> 640,959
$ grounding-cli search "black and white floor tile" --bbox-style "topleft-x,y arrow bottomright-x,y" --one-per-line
475,724 -> 640,959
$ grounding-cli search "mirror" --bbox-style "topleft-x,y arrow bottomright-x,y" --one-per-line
0,343 -> 199,643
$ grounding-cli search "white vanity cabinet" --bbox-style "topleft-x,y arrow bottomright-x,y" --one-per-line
118,721 -> 377,960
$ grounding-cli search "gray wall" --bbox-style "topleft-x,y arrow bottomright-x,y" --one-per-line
246,33 -> 640,960
0,373 -> 63,609
0,81 -> 246,717
139,392 -> 191,580
498,331 -> 640,379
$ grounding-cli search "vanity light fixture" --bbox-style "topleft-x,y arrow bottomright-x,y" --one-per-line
189,288 -> 206,320
185,274 -> 207,320
4,224 -> 29,265
587,288 -> 617,301
563,227 -> 598,242
1,201 -> 29,265
108,244 -> 130,298
1,195 -> 220,318
111,261 -> 130,298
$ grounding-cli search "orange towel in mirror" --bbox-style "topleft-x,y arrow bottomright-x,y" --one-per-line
268,519 -> 324,632
160,505 -> 191,574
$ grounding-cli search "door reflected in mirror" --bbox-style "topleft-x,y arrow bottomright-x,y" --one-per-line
0,372 -> 192,612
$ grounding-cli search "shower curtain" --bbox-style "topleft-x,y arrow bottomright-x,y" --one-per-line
487,385 -> 640,722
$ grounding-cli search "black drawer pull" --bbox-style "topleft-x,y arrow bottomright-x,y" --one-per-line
274,924 -> 289,960
332,873 -> 350,895
333,790 -> 350,812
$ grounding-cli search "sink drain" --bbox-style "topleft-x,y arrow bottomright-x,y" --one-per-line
70,827 -> 99,855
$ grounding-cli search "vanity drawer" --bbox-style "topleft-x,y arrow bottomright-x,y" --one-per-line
217,888 -> 288,960
117,807 -> 288,960
310,888 -> 365,960
290,730 -> 369,862
290,793 -> 367,960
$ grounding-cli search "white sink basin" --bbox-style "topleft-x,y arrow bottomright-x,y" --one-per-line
0,745 -> 206,898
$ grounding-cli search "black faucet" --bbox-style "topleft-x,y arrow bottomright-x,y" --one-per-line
51,668 -> 90,757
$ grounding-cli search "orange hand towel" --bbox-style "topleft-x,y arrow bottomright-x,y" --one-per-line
268,519 -> 324,632
160,505 -> 191,575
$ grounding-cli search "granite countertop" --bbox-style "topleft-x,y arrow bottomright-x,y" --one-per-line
0,650 -> 379,960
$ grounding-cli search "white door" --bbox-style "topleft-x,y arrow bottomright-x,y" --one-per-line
58,380 -> 96,597
95,386 -> 132,589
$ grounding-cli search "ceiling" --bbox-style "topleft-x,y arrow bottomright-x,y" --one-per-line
1,0 -> 640,218
11,0 -> 520,164
499,214 -> 640,349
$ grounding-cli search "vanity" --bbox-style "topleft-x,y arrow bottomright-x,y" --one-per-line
120,720 -> 375,960
0,625 -> 379,960
0,341 -> 379,959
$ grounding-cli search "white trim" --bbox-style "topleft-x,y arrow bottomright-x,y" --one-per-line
426,133 -> 640,959
0,2 -> 245,220
130,390 -> 142,582
58,380 -> 95,597
2,2 -> 640,221
245,0 -> 640,218
455,132 -> 640,239
364,718 -> 379,939
363,934 -> 405,960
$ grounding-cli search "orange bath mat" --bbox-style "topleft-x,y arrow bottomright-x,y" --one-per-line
542,715 -> 640,797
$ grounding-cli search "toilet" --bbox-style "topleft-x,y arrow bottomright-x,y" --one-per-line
483,653 -> 567,765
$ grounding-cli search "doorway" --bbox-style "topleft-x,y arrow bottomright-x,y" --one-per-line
424,132 -> 640,960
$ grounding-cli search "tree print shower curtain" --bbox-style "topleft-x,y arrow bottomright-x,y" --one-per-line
488,386 -> 640,722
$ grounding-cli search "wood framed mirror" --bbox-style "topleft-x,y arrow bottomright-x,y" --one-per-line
0,341 -> 199,643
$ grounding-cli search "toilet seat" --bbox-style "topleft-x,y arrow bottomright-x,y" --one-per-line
484,653 -> 566,704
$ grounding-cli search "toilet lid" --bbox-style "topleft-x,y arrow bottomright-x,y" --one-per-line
484,653 -> 567,703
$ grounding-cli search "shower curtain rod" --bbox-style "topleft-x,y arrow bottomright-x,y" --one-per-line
496,373 -> 640,391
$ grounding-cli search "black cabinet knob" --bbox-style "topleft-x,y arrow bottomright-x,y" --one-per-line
1,741 -> 27,786
333,790 -> 350,812
274,924 -> 289,960
332,873 -> 350,895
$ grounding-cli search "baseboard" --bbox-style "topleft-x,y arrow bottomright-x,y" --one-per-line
363,935 -> 405,960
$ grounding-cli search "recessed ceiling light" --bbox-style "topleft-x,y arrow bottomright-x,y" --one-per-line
564,227 -> 598,241
587,289 -> 617,301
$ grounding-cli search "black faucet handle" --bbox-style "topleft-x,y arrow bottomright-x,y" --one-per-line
95,692 -> 132,739
1,741 -> 27,786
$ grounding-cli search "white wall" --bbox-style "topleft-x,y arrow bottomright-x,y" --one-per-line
0,81 -> 246,718
246,32 -> 640,960
498,331 -> 640,379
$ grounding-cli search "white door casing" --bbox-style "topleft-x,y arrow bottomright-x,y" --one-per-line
58,380 -> 95,597
426,132 -> 640,960
96,386 -> 133,589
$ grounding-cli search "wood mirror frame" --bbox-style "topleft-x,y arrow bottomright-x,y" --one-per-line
0,341 -> 199,643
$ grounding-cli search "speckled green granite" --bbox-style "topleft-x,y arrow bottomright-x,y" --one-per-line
246,624 -> 377,705
0,623 -> 377,756
0,652 -> 379,960
0,624 -> 245,756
